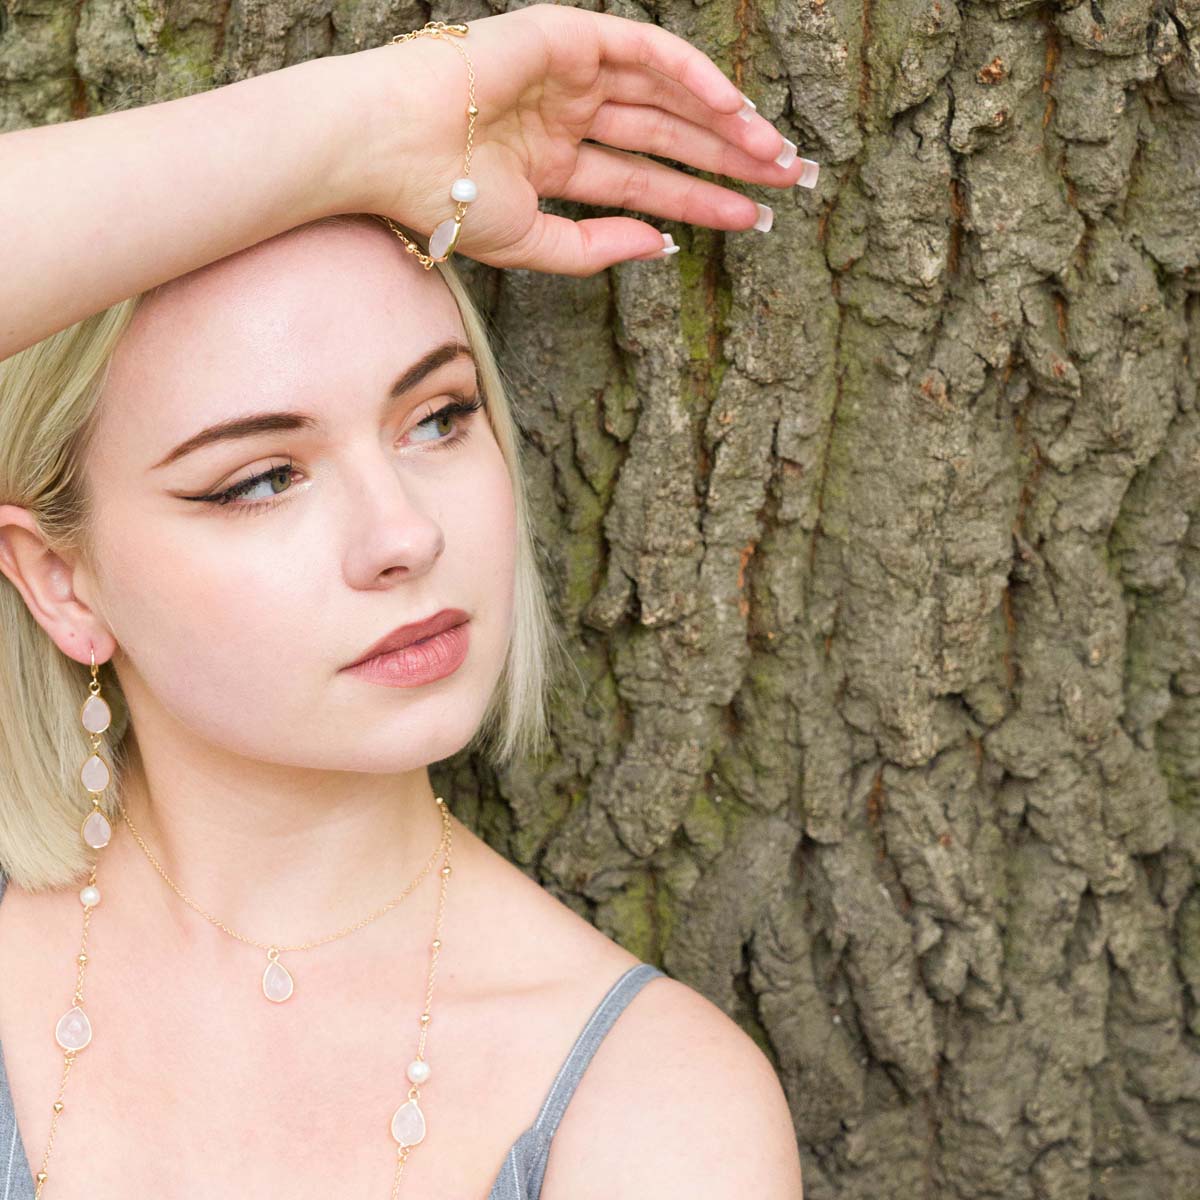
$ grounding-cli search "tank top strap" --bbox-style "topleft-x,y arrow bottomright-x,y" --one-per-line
531,962 -> 665,1141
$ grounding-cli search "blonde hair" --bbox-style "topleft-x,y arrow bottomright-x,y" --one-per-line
0,212 -> 568,892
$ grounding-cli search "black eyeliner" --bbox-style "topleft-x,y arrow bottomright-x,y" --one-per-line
181,393 -> 485,509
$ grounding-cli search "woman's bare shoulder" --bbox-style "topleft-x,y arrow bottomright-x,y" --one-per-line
452,822 -> 803,1197
541,969 -> 804,1199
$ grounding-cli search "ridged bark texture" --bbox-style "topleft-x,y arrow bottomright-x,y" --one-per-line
4,1 -> 1200,1196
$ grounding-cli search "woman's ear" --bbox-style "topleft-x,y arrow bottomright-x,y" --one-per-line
0,503 -> 117,666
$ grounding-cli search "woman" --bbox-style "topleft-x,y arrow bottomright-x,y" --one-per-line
0,5 -> 812,1196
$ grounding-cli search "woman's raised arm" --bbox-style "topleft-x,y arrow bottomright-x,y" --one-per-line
0,3 -> 814,361
0,51 -> 376,360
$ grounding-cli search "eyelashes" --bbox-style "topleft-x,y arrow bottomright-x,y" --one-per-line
186,394 -> 484,516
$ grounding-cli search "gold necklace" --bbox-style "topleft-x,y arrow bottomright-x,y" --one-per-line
39,649 -> 454,1197
116,794 -> 449,1003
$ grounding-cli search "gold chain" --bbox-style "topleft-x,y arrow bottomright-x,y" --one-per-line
393,806 -> 453,1196
115,795 -> 449,954
376,21 -> 478,270
32,880 -> 95,1197
33,642 -> 456,1200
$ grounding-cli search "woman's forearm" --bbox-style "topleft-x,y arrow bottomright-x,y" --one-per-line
0,52 -> 380,360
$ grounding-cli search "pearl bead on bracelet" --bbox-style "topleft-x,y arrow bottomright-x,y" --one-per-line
382,21 -> 480,270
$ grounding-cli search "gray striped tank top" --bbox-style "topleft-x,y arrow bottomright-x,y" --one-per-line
0,868 -> 665,1199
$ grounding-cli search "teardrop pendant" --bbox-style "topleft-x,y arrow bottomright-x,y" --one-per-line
390,1097 -> 426,1148
80,693 -> 111,734
80,807 -> 112,850
428,216 -> 462,261
262,949 -> 294,1003
54,1004 -> 93,1052
80,751 -> 110,793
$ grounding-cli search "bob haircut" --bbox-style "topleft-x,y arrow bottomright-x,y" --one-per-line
0,212 -> 566,893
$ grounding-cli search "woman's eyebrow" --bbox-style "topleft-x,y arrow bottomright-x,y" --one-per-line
147,339 -> 475,471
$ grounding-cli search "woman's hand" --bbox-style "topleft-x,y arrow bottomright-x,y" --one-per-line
342,3 -> 816,276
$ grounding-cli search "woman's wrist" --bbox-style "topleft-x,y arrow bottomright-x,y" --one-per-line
314,37 -> 469,230
271,50 -> 386,222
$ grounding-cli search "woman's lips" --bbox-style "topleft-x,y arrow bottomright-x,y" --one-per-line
342,619 -> 469,687
345,606 -> 470,667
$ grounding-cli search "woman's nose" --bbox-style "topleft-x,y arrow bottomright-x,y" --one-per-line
339,452 -> 446,587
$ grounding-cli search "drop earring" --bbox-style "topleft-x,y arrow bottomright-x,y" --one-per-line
51,645 -> 112,1065
79,644 -> 114,850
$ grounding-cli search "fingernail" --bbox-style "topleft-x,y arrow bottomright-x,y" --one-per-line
753,203 -> 774,233
775,137 -> 797,169
796,159 -> 820,189
633,232 -> 680,261
738,92 -> 757,122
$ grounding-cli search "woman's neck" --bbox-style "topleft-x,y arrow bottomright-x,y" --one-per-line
105,737 -> 449,955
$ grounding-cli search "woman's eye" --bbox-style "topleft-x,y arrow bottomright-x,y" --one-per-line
188,393 -> 485,515
222,463 -> 295,504
410,409 -> 457,443
405,394 -> 484,448
198,460 -> 298,511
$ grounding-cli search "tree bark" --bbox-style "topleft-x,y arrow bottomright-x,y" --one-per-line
4,1 -> 1199,1196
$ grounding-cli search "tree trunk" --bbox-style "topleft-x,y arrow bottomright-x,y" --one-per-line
4,1 -> 1199,1196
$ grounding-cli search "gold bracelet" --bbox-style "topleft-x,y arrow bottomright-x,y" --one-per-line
376,20 -> 479,270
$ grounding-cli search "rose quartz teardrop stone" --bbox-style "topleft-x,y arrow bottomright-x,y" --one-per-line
81,809 -> 112,849
391,1098 -> 426,1148
262,959 -> 294,1003
81,752 -> 109,793
429,218 -> 458,260
55,1005 -> 92,1051
81,694 -> 111,733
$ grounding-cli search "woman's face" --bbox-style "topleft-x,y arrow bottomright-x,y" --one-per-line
78,220 -> 517,774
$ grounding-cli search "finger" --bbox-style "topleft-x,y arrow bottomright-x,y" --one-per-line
546,140 -> 767,231
597,62 -> 789,165
493,211 -> 678,277
587,100 -> 818,190
584,9 -> 747,119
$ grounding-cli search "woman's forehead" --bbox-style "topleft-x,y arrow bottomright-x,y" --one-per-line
132,221 -> 455,348
101,223 -> 465,429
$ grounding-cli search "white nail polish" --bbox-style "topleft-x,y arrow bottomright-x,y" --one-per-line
633,232 -> 680,261
775,138 -> 797,169
796,159 -> 820,189
738,92 -> 757,122
753,203 -> 774,233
